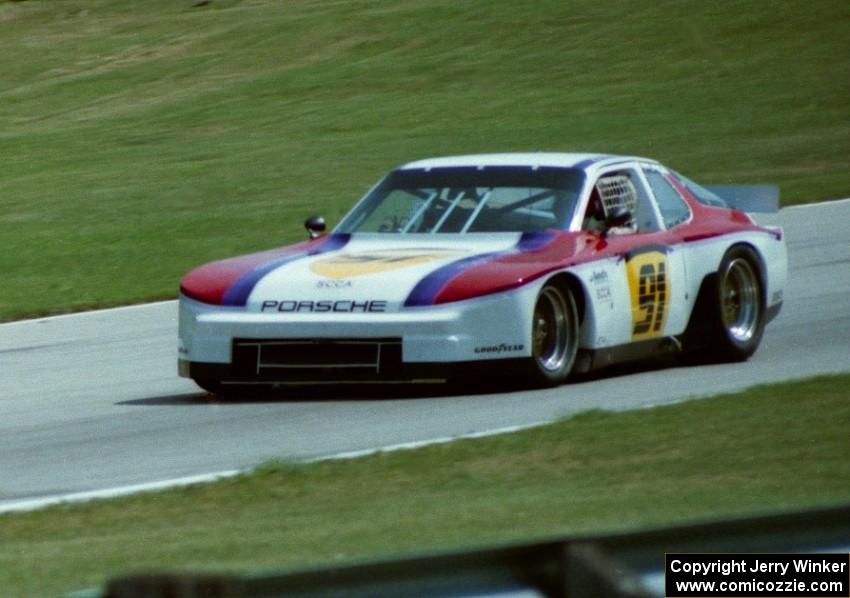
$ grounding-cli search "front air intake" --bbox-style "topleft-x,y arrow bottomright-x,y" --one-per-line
232,338 -> 403,381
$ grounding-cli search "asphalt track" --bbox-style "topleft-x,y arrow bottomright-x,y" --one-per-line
1,200 -> 848,511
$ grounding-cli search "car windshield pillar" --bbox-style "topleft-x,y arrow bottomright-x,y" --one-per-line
460,189 -> 493,233
431,189 -> 467,233
401,191 -> 438,233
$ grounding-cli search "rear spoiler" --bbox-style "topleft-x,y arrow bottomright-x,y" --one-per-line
704,184 -> 780,213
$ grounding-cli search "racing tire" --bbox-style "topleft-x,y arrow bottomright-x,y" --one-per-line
705,246 -> 766,361
527,282 -> 579,387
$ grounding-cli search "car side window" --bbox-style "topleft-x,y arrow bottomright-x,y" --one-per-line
585,169 -> 662,234
644,170 -> 691,228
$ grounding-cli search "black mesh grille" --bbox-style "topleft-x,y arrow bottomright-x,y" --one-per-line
232,338 -> 403,381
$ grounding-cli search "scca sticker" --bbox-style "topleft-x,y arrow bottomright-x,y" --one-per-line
625,247 -> 669,341
310,249 -> 460,280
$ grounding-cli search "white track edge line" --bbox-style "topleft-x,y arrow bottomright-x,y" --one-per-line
0,422 -> 548,515
1,299 -> 176,327
783,197 -> 850,209
307,421 -> 548,463
0,470 -> 242,515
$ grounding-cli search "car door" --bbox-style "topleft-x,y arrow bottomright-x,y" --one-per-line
634,163 -> 695,336
582,164 -> 689,347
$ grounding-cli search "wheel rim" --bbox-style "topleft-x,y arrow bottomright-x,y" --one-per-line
720,258 -> 760,343
532,287 -> 573,373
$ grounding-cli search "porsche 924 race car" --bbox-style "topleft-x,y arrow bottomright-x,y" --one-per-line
178,153 -> 787,393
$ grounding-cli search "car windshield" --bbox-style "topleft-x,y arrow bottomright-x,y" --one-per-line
335,166 -> 584,234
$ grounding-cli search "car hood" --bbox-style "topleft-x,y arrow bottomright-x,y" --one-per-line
181,231 -> 580,311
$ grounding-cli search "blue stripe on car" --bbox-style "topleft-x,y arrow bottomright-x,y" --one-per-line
222,234 -> 351,306
403,230 -> 556,307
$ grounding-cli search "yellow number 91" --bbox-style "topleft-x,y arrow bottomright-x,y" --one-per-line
626,249 -> 669,341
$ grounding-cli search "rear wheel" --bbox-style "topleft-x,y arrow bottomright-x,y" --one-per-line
707,246 -> 765,361
527,282 -> 579,387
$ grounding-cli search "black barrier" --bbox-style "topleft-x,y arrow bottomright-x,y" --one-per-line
72,504 -> 850,598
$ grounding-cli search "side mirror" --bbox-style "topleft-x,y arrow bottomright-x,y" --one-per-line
304,215 -> 326,239
604,207 -> 632,233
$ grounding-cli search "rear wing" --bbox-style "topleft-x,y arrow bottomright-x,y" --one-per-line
704,184 -> 780,213
672,172 -> 780,213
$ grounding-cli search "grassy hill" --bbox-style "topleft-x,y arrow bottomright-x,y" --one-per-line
1,0 -> 848,319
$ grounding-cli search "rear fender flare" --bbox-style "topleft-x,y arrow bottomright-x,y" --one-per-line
683,242 -> 766,348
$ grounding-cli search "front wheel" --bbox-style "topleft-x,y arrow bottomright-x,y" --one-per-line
527,282 -> 579,387
193,378 -> 262,399
193,378 -> 222,394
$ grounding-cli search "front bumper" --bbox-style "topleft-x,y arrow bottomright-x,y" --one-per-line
178,287 -> 536,383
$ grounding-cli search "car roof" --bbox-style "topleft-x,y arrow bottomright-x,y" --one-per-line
398,152 -> 659,172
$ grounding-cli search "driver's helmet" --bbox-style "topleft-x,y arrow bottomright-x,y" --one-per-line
596,175 -> 637,221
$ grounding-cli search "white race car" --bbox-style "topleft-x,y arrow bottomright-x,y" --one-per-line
178,153 -> 786,393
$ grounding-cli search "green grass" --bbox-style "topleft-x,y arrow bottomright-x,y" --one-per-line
1,374 -> 848,596
1,0 -> 849,320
